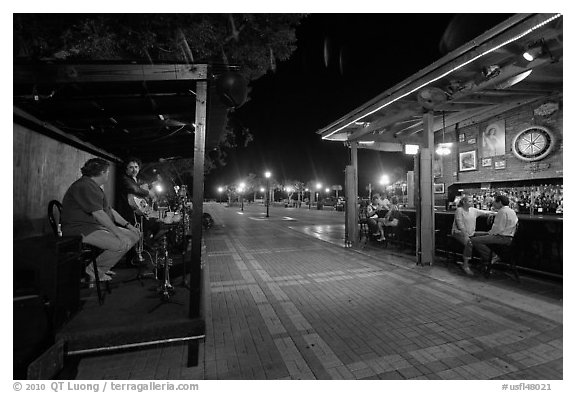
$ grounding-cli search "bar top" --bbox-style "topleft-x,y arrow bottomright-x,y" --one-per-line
399,208 -> 563,222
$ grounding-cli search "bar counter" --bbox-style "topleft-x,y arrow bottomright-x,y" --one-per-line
398,209 -> 563,277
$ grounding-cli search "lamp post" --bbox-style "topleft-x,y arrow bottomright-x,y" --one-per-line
239,182 -> 245,211
286,186 -> 293,207
217,186 -> 223,203
265,171 -> 271,217
316,183 -> 322,208
306,188 -> 310,209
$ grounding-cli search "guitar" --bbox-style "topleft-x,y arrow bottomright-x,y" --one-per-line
128,182 -> 159,217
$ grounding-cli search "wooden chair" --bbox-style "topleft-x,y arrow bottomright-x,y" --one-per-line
48,200 -> 107,305
358,203 -> 371,240
484,222 -> 521,282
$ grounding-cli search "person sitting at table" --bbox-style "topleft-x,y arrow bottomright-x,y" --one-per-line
378,193 -> 392,212
451,195 -> 496,276
383,196 -> 400,226
61,158 -> 140,281
471,194 -> 518,267
367,196 -> 386,242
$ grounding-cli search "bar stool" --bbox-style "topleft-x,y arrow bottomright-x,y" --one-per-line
48,200 -> 108,305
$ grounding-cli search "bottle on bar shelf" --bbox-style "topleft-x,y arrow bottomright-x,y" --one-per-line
457,182 -> 562,215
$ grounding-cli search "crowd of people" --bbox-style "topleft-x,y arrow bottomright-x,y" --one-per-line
361,191 -> 518,277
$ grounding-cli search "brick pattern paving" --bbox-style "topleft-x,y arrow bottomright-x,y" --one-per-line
75,204 -> 562,379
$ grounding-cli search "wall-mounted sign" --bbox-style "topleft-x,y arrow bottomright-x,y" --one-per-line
524,162 -> 551,172
468,138 -> 476,144
434,183 -> 445,194
459,133 -> 466,143
534,102 -> 559,117
482,158 -> 492,167
494,159 -> 506,170
511,125 -> 556,162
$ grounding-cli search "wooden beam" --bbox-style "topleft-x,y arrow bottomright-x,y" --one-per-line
347,142 -> 359,246
348,103 -> 421,141
402,97 -> 540,137
418,112 -> 435,266
14,64 -> 209,84
357,142 -> 403,152
189,81 -> 207,319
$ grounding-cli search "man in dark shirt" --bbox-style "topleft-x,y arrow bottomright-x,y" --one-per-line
61,158 -> 139,281
116,157 -> 154,226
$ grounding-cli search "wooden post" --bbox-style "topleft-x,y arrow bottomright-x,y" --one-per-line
418,112 -> 435,265
189,81 -> 207,318
346,142 -> 359,246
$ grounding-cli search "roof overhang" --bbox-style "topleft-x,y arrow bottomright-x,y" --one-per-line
13,62 -> 233,162
317,13 -> 563,149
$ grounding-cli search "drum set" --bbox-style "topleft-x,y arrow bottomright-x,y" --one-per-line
132,184 -> 192,305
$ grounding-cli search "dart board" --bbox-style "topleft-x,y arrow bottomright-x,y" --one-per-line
511,126 -> 556,162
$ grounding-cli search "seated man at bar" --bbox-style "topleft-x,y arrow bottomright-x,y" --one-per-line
61,158 -> 140,281
451,195 -> 496,275
470,194 -> 518,267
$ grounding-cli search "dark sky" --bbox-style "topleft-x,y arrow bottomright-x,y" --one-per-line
205,13 -> 512,197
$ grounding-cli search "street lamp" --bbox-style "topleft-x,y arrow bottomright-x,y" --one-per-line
306,188 -> 311,209
238,182 -> 246,211
379,175 -> 390,186
217,186 -> 223,203
265,171 -> 271,217
286,186 -> 293,207
316,183 -> 322,207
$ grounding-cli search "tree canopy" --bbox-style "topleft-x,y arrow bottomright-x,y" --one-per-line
14,14 -> 306,179
14,14 -> 305,81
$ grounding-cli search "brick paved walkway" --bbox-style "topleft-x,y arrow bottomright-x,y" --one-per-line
75,203 -> 563,380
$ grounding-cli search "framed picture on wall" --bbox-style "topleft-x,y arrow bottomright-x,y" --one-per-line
459,150 -> 477,172
459,133 -> 466,142
494,159 -> 506,170
482,157 -> 492,167
482,120 -> 506,157
434,183 -> 445,194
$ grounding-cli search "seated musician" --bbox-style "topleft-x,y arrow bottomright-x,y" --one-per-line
61,158 -> 140,282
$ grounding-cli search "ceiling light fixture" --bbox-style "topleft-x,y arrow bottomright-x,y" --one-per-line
435,111 -> 452,156
522,40 -> 545,62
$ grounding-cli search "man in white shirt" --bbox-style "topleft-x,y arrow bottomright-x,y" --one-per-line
379,194 -> 391,211
470,194 -> 518,265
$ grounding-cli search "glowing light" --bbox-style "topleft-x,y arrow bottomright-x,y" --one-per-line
264,171 -> 271,178
325,188 -> 330,193
435,143 -> 453,156
260,187 -> 265,192
316,183 -> 322,190
405,144 -> 420,155
155,184 -> 163,193
379,175 -> 390,186
217,187 -> 223,193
